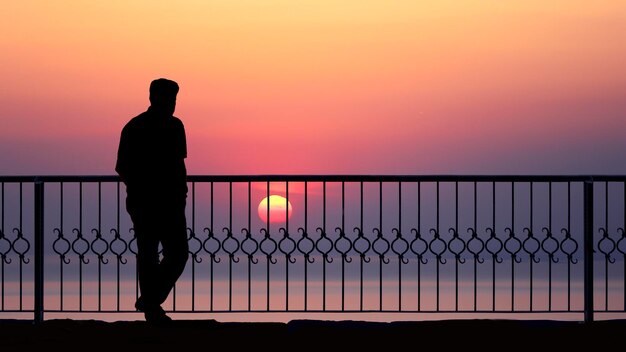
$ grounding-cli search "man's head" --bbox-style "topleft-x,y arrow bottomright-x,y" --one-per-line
149,78 -> 179,115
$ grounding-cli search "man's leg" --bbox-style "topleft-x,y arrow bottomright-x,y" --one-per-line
131,210 -> 171,323
154,208 -> 189,305
131,210 -> 166,320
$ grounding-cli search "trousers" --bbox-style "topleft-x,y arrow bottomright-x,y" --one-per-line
128,199 -> 189,308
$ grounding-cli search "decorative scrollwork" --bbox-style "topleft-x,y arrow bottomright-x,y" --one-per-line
186,228 -> 203,264
128,228 -> 137,256
597,228 -> 616,264
391,228 -> 409,264
297,228 -> 315,264
466,228 -> 484,264
559,228 -> 578,264
410,229 -> 428,264
241,228 -> 259,264
447,228 -> 466,264
315,227 -> 333,263
372,228 -> 390,264
260,229 -> 278,264
11,228 -> 30,264
260,228 -> 277,264
522,228 -> 541,264
353,227 -> 371,263
72,228 -> 90,264
222,227 -> 240,263
0,229 -> 11,264
90,229 -> 109,264
202,227 -> 221,263
504,228 -> 522,263
617,228 -> 626,257
485,228 -> 503,263
334,227 -> 352,263
541,227 -> 560,263
53,228 -> 71,264
279,228 -> 297,264
428,229 -> 447,264
109,229 -> 128,265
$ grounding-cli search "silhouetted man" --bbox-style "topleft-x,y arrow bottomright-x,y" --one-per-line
115,78 -> 189,323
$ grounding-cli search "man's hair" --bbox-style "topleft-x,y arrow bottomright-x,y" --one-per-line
149,78 -> 179,100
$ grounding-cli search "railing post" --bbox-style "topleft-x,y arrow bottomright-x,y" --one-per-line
583,180 -> 594,324
34,181 -> 44,323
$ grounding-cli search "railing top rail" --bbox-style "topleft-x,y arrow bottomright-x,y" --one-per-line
0,175 -> 625,182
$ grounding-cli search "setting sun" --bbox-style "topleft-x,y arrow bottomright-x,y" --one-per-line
258,195 -> 293,224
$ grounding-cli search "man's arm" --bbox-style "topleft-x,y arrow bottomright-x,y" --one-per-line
115,126 -> 130,185
177,118 -> 188,196
178,118 -> 187,159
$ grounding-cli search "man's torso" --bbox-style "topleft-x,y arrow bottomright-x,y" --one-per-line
117,109 -> 188,209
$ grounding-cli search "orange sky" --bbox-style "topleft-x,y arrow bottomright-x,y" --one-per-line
1,1 -> 625,174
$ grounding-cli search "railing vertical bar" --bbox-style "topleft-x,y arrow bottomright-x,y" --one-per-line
19,182 -> 23,311
492,181 -> 496,311
399,182 -> 402,231
398,181 -> 402,311
245,183 -> 253,310
436,181 -> 441,311
79,182 -> 83,311
341,181 -> 345,311
529,182 -> 534,311
455,181 -> 459,312
134,211 -> 139,304
229,181 -> 233,312
20,182 -> 22,231
210,181 -> 214,311
34,181 -> 44,323
511,182 -> 515,311
605,181 -> 609,310
473,181 -> 477,311
98,182 -> 102,312
624,181 -> 626,312
133,188 -> 138,301
359,181 -> 363,311
323,181 -> 326,311
583,180 -> 594,323
379,181 -> 383,311
548,182 -> 552,311
60,182 -> 65,311
267,181 -> 271,311
436,181 -> 440,311
286,181 -> 290,311
418,181 -> 421,311
191,182 -> 196,311
116,181 -> 120,311
567,181 -> 571,311
1,182 -> 4,311
304,181 -> 308,311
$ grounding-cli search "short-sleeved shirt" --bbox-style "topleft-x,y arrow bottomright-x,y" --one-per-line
116,107 -> 188,209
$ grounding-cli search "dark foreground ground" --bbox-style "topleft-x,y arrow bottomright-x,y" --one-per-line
1,318 -> 625,350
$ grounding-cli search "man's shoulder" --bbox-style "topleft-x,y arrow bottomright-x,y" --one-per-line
122,111 -> 149,131
172,116 -> 184,126
171,116 -> 186,132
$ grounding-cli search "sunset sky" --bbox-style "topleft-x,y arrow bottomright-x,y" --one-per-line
1,0 -> 625,175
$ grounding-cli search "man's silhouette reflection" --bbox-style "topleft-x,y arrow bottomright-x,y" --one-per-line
116,78 -> 189,323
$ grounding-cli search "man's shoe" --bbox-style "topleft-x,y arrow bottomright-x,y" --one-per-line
136,297 -> 172,324
144,307 -> 172,324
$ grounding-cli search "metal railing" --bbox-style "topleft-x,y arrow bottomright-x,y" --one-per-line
0,175 -> 625,323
